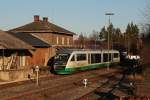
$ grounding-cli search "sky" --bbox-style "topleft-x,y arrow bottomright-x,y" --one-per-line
0,0 -> 148,35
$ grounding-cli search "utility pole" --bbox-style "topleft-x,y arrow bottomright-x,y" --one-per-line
105,12 -> 114,71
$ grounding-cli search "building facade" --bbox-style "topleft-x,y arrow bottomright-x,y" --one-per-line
9,15 -> 75,67
0,16 -> 75,81
0,30 -> 35,80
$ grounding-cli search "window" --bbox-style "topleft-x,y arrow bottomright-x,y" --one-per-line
109,53 -> 112,61
91,54 -> 101,64
62,37 -> 64,45
19,52 -> 25,66
71,55 -> 75,61
67,38 -> 69,45
55,54 -> 70,62
56,36 -> 59,44
114,53 -> 119,58
103,53 -> 108,62
77,54 -> 86,61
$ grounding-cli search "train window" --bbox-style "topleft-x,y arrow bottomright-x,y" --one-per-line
114,53 -> 119,58
56,54 -> 70,61
88,54 -> 91,64
77,54 -> 86,61
91,54 -> 101,64
109,53 -> 112,61
103,53 -> 108,62
71,55 -> 75,61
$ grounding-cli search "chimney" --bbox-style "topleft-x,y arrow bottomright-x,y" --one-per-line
34,15 -> 40,22
43,17 -> 48,23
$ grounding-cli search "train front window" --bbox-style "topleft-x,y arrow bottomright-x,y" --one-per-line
55,54 -> 70,62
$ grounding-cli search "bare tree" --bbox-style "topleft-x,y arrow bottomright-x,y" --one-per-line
141,1 -> 150,41
125,22 -> 139,54
88,30 -> 101,49
73,33 -> 87,49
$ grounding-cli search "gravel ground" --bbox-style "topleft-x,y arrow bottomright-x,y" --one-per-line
0,68 -> 118,100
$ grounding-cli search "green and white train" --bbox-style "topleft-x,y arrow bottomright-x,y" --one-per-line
52,49 -> 120,74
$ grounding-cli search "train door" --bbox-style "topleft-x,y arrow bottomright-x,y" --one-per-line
103,53 -> 112,63
91,53 -> 101,64
109,53 -> 112,62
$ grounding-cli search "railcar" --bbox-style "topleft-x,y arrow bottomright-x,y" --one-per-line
120,52 -> 141,66
52,49 -> 120,74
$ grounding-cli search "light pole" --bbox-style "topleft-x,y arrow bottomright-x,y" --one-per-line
35,66 -> 39,86
105,12 -> 114,70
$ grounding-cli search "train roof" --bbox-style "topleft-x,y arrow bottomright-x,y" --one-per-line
57,48 -> 119,54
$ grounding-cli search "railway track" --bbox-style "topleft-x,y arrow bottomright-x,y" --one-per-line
78,65 -> 150,100
0,68 -> 120,100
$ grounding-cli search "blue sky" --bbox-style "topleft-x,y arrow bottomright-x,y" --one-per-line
0,0 -> 148,35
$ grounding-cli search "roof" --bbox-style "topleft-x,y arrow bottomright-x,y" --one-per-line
9,20 -> 76,35
57,48 -> 119,54
8,32 -> 51,47
0,30 -> 34,49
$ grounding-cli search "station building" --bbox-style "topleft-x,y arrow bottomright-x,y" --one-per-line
9,15 -> 75,67
0,15 -> 75,80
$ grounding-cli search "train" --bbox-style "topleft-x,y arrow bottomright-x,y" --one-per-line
50,49 -> 120,74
